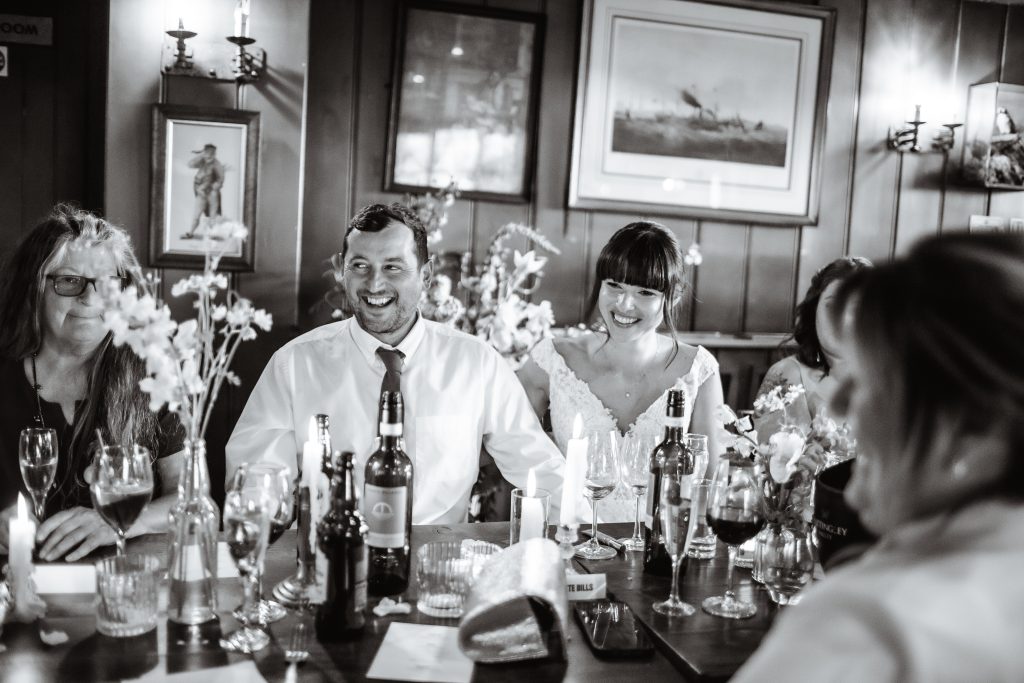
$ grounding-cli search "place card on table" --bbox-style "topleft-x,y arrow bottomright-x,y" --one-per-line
367,623 -> 473,683
565,572 -> 607,600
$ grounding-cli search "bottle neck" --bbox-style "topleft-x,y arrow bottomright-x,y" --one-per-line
379,421 -> 403,448
179,438 -> 210,499
343,463 -> 359,512
662,419 -> 685,442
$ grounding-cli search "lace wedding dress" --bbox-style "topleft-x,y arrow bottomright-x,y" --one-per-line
531,337 -> 720,522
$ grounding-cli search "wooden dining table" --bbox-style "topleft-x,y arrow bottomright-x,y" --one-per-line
0,523 -> 780,682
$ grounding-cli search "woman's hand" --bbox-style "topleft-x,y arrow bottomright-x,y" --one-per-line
35,507 -> 116,562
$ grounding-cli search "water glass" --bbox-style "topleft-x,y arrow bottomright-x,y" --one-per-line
95,554 -> 160,637
686,478 -> 717,560
416,540 -> 499,618
510,487 -> 550,545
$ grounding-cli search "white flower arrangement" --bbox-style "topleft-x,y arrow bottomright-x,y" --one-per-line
101,219 -> 272,440
436,223 -> 561,369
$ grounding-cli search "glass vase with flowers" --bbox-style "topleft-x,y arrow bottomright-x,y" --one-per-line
101,218 -> 272,624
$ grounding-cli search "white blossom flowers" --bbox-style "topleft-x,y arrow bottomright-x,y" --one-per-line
424,222 -> 561,369
101,221 -> 272,440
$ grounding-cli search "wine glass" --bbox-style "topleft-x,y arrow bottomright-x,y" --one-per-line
685,433 -> 709,479
19,427 -> 58,521
652,462 -> 699,616
575,431 -> 619,561
702,453 -> 766,619
239,462 -> 294,624
221,464 -> 275,653
90,444 -> 154,557
617,433 -> 654,551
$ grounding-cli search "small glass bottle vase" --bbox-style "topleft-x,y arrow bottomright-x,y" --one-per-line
167,438 -> 221,625
755,523 -> 815,605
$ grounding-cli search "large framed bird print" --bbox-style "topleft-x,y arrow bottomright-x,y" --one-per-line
568,0 -> 835,225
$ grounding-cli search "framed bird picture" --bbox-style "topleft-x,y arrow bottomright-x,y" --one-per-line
963,82 -> 1024,190
568,0 -> 836,225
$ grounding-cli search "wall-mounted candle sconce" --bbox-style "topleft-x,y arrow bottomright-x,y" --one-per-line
162,1 -> 266,83
888,104 -> 961,153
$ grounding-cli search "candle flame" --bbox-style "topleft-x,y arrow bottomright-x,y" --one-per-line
527,468 -> 537,497
308,416 -> 318,444
572,413 -> 583,440
17,492 -> 27,520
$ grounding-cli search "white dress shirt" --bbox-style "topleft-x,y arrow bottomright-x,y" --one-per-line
226,316 -> 573,525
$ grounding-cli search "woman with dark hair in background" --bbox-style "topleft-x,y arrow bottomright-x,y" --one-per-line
0,205 -> 184,561
734,232 -> 1024,681
753,256 -> 871,436
518,220 -> 724,522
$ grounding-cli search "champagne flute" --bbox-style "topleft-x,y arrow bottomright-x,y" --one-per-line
652,462 -> 699,616
90,444 -> 154,557
702,453 -> 766,619
575,431 -> 619,561
617,433 -> 654,551
19,427 -> 58,521
239,462 -> 294,624
221,464 -> 274,653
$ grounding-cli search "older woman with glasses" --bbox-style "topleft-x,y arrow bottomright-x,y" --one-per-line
0,205 -> 184,561
734,231 -> 1024,682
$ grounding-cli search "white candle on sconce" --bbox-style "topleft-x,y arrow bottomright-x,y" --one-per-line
233,0 -> 251,38
9,493 -> 36,611
560,414 -> 588,526
519,469 -> 545,541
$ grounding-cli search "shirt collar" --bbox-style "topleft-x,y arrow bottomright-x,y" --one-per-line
349,313 -> 427,368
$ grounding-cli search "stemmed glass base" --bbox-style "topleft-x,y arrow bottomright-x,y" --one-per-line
575,537 -> 616,560
219,626 -> 270,653
620,536 -> 645,552
222,603 -> 270,653
701,593 -> 757,619
653,596 -> 695,617
235,598 -> 286,623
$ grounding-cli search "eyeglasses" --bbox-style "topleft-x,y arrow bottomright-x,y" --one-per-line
45,274 -> 131,297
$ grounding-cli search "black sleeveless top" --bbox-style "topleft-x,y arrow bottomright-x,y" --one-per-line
0,356 -> 184,515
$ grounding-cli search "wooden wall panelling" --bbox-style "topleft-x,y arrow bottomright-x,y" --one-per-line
0,44 -> 26,247
847,0 -> 913,262
941,1 -> 1004,233
472,202 -> 531,265
668,218 -> 699,332
691,221 -> 748,333
300,0 -> 360,329
529,0 -> 585,327
353,0 -> 405,211
891,0 -> 961,257
744,226 -> 799,333
796,0 -> 865,296
987,6 -> 1024,221
23,45 -> 56,224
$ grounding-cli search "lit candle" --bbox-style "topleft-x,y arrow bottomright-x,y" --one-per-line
9,493 -> 36,610
233,0 -> 250,38
519,469 -> 545,541
301,416 -> 320,488
560,414 -> 588,526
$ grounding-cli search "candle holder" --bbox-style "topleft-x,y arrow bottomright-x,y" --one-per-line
164,21 -> 198,75
555,524 -> 579,575
509,488 -> 550,545
271,486 -> 314,608
226,36 -> 266,83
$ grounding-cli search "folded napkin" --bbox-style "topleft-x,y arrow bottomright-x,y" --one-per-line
457,538 -> 567,663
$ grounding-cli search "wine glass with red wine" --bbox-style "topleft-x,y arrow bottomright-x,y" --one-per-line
91,444 -> 154,557
702,453 -> 765,619
236,462 -> 294,624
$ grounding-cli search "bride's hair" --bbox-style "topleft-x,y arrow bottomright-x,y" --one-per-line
585,220 -> 687,364
840,231 -> 1024,498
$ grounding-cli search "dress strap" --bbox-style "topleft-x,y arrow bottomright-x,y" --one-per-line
683,345 -> 719,388
529,336 -> 566,377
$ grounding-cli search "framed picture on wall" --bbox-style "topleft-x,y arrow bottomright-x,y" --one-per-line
568,0 -> 835,225
150,104 -> 260,271
384,1 -> 545,202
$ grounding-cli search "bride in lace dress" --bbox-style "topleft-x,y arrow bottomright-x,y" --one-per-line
518,221 -> 724,523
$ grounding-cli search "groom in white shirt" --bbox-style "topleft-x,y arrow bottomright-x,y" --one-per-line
226,203 -> 573,524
